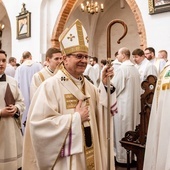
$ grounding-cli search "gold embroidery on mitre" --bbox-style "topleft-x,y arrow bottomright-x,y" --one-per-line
76,21 -> 85,46
67,34 -> 75,41
64,45 -> 88,56
59,19 -> 88,55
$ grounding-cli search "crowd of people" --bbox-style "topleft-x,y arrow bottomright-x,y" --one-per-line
0,19 -> 169,170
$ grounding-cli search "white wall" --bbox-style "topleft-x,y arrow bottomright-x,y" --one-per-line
2,0 -> 62,62
2,0 -> 170,61
135,0 -> 170,59
94,1 -> 140,59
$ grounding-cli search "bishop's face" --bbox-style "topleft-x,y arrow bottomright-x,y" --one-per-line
64,52 -> 88,79
0,53 -> 7,75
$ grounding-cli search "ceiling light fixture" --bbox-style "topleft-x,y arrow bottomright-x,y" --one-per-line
81,0 -> 104,15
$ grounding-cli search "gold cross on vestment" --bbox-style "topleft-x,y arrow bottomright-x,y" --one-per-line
67,34 -> 75,41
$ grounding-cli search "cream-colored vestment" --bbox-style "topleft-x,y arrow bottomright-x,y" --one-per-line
30,66 -> 55,99
0,75 -> 25,170
144,62 -> 170,170
23,69 -> 116,170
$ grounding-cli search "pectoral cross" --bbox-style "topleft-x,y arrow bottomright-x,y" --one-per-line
67,34 -> 75,41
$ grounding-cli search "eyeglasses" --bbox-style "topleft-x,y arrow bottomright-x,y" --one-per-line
69,53 -> 89,60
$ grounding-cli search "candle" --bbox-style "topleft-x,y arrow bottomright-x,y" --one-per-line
101,3 -> 104,9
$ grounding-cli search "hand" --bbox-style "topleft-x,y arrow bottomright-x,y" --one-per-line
1,105 -> 17,117
102,65 -> 114,85
75,100 -> 90,123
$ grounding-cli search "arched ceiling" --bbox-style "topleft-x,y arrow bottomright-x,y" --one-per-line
51,0 -> 147,49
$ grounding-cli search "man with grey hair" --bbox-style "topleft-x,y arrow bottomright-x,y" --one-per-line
111,47 -> 141,164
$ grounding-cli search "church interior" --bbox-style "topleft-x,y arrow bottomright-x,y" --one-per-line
0,0 -> 170,170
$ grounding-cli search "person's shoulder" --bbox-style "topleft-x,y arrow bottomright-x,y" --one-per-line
146,62 -> 157,70
144,59 -> 153,66
34,61 -> 42,65
94,63 -> 100,68
160,58 -> 166,64
84,76 -> 96,88
6,75 -> 18,84
41,73 -> 57,84
32,67 -> 46,79
32,71 -> 40,78
33,61 -> 43,68
37,67 -> 46,73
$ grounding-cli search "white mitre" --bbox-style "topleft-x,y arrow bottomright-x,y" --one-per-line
59,19 -> 89,55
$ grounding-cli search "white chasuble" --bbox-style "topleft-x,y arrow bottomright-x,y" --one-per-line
23,69 -> 116,170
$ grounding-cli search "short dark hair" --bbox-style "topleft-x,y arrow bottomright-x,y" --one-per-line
145,47 -> 155,55
46,47 -> 61,59
115,51 -> 118,57
101,59 -> 107,65
132,48 -> 144,56
93,57 -> 98,63
0,49 -> 7,57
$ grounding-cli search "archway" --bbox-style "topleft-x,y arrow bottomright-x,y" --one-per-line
51,0 -> 147,50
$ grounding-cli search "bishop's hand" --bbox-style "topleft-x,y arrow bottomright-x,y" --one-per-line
75,100 -> 90,123
102,65 -> 114,85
